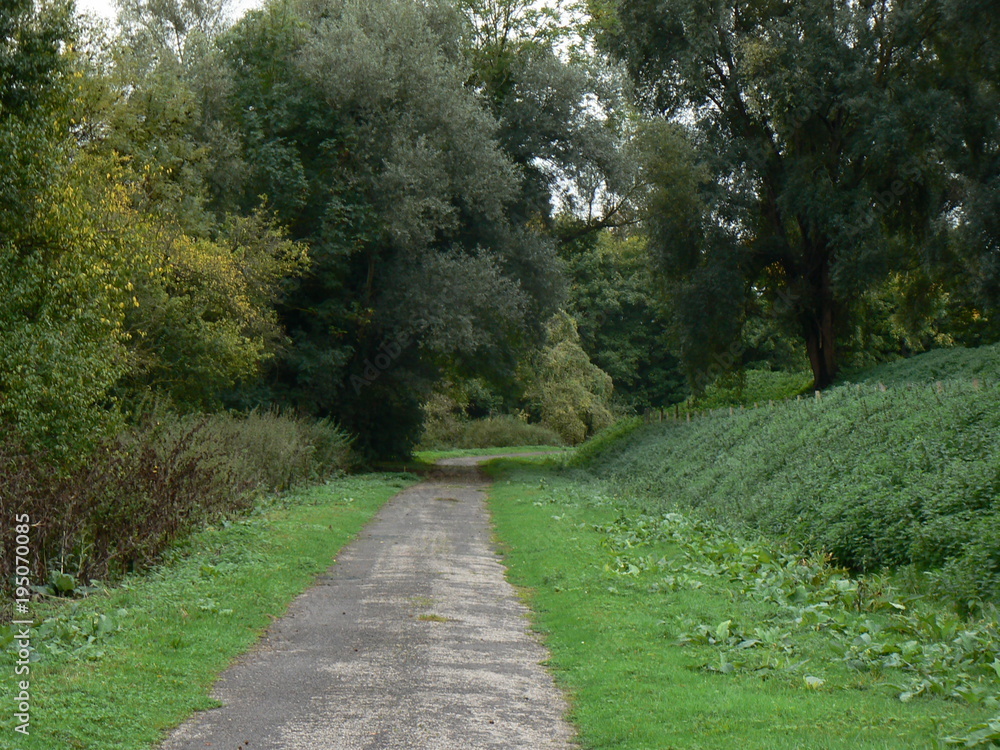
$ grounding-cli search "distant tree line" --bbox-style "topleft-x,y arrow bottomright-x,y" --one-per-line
1,0 -> 997,460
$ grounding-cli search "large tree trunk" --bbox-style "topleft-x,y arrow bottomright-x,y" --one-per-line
801,257 -> 838,388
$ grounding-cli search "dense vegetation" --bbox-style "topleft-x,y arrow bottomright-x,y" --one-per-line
1,0 -> 998,610
489,460 -> 1000,749
582,344 -> 1000,607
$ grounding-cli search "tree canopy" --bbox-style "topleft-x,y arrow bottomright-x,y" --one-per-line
0,0 -> 997,462
595,0 -> 999,388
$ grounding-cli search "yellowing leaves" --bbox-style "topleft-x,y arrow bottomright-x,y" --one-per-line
123,205 -> 308,409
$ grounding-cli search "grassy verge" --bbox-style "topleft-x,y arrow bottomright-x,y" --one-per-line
0,473 -> 416,749
487,461 -> 1000,749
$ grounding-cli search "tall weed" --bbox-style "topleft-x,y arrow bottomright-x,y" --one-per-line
0,410 -> 353,602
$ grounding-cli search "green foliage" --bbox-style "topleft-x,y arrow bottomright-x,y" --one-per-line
850,342 -> 1000,387
581,345 -> 1000,605
0,0 -> 72,118
596,508 -> 1000,741
524,310 -> 616,444
568,416 -> 643,466
0,148 -> 139,458
419,413 -> 562,451
597,0 -> 996,388
0,5 -> 135,459
457,0 -> 635,231
0,604 -> 124,662
215,0 -> 561,457
691,368 -> 814,409
561,228 -> 687,410
123,206 -> 309,410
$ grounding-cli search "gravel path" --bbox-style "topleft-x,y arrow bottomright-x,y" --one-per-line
160,456 -> 574,749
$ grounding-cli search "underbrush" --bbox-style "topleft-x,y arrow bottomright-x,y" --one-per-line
0,410 -> 352,602
418,413 -> 563,450
582,344 -> 1000,608
690,368 -> 814,409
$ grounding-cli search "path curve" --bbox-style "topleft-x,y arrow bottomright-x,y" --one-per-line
160,454 -> 574,749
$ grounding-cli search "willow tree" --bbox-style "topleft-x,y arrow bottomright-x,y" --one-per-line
595,0 -> 973,387
217,0 -> 562,456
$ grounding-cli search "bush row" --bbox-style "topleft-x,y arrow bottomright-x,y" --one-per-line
0,410 -> 352,598
419,414 -> 563,450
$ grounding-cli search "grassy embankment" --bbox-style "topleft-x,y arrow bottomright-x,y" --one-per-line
0,473 -> 415,749
487,344 -> 1000,749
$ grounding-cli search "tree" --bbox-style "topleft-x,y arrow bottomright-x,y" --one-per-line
120,208 -> 309,409
0,1 -> 142,458
560,226 -> 686,409
930,0 -> 1000,329
216,0 -> 562,457
458,0 -> 640,240
524,310 -> 614,444
597,0 -> 973,388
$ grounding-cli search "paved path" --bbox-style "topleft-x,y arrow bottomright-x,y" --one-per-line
161,456 -> 574,749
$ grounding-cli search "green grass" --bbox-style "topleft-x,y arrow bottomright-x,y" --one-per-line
690,368 -> 815,409
487,461 -> 1000,749
845,342 -> 1000,387
416,445 -> 571,461
0,473 -> 416,749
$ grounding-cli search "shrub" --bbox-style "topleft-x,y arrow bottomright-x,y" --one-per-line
524,311 -> 615,444
419,414 -> 563,450
168,409 -> 354,493
0,410 -> 353,599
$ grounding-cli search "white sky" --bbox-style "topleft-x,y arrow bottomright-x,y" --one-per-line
74,0 -> 263,22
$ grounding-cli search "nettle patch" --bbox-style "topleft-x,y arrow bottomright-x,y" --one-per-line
595,511 -> 1000,748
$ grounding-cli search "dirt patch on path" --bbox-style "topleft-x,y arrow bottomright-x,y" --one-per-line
160,457 -> 575,750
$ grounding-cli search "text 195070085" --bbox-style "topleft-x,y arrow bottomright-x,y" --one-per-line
11,513 -> 32,736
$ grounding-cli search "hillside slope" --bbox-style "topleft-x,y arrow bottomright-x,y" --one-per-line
584,344 -> 1000,605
